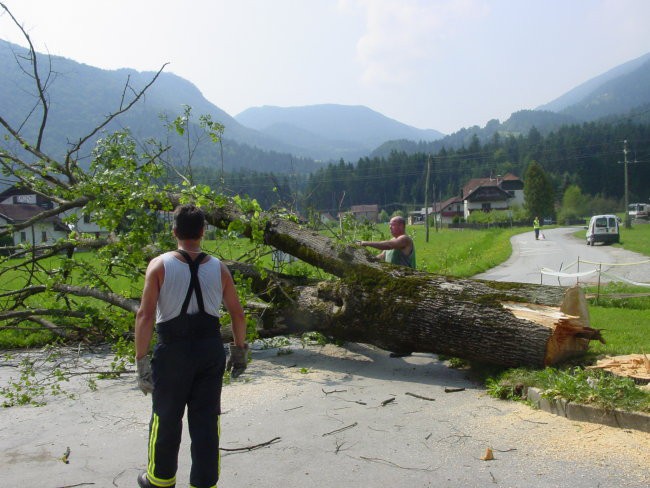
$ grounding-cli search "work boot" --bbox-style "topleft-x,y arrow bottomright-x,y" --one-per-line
137,471 -> 175,488
137,472 -> 153,488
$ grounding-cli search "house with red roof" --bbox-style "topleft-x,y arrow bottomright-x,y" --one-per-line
0,203 -> 69,246
461,173 -> 524,219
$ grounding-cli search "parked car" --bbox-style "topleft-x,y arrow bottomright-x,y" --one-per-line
586,214 -> 620,246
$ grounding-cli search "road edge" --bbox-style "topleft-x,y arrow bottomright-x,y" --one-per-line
527,387 -> 650,433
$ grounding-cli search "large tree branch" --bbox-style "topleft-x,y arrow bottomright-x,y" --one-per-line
0,129 -> 71,188
0,309 -> 87,320
0,284 -> 140,314
0,2 -> 50,150
0,238 -> 109,281
64,63 -> 170,175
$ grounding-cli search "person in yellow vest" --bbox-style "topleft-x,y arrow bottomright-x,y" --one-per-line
533,216 -> 540,240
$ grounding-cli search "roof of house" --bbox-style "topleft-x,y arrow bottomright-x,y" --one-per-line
464,185 -> 511,202
408,196 -> 464,216
463,173 -> 522,199
350,204 -> 379,213
0,185 -> 55,208
0,204 -> 68,230
0,186 -> 26,199
438,196 -> 463,210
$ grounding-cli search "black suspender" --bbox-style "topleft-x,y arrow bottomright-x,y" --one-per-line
176,250 -> 208,315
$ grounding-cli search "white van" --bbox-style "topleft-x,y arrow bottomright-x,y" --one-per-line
586,214 -> 620,246
628,203 -> 648,220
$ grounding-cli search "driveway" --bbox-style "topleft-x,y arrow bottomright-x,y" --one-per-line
474,226 -> 650,286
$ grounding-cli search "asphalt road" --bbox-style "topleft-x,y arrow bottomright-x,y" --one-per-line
1,227 -> 649,488
2,344 -> 649,488
474,226 -> 650,286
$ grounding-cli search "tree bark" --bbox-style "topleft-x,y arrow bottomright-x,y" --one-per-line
206,208 -> 602,368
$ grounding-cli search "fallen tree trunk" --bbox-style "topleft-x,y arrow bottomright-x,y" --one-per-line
223,262 -> 600,367
205,203 -> 603,368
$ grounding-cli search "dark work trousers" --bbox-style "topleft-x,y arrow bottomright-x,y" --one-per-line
146,251 -> 226,488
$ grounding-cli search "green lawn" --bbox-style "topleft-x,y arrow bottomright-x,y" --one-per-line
2,221 -> 650,355
589,307 -> 650,356
617,221 -> 650,255
356,223 -> 525,277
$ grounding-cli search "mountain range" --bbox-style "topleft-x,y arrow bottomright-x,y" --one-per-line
1,37 -> 649,173
235,104 -> 443,161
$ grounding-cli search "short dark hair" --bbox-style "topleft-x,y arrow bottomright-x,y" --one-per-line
173,204 -> 205,239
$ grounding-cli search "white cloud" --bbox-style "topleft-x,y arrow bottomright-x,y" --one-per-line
347,0 -> 489,86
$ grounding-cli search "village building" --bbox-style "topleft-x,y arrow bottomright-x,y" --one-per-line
347,204 -> 379,223
0,203 -> 69,246
461,173 -> 524,219
0,185 -> 110,243
408,173 -> 524,225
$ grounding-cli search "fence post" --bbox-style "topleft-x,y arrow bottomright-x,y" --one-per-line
576,256 -> 580,285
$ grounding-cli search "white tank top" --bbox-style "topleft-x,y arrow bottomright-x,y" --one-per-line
155,252 -> 223,323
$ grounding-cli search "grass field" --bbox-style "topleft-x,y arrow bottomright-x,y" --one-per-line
343,222 -> 526,278
618,221 -> 650,255
2,222 -> 649,355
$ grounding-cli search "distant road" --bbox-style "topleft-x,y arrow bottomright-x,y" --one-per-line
473,226 -> 650,286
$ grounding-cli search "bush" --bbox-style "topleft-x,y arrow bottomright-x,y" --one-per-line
467,209 -> 512,225
0,234 -> 13,256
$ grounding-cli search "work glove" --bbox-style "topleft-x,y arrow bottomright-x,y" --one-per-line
226,343 -> 248,378
136,356 -> 154,395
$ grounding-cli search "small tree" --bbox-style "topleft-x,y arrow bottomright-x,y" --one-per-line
523,161 -> 554,220
557,184 -> 588,224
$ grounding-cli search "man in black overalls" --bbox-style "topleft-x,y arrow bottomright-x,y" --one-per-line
134,204 -> 248,488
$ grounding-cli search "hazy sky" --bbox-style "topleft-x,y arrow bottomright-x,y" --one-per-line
2,0 -> 650,134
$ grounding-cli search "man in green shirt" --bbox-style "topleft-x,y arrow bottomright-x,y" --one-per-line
358,215 -> 415,357
358,215 -> 416,268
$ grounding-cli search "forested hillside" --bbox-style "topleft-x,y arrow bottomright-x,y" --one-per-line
304,121 -> 650,215
0,39 -> 319,175
371,54 -> 650,161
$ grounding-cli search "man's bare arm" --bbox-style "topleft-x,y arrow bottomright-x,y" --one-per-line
134,257 -> 163,359
221,263 -> 247,348
359,234 -> 411,251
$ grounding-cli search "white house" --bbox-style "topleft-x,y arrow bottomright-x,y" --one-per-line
461,174 -> 524,219
0,185 -> 110,240
436,196 -> 465,224
408,196 -> 465,226
0,204 -> 69,246
348,204 -> 379,223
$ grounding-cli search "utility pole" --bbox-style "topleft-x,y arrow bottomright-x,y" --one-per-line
425,155 -> 431,242
619,140 -> 635,229
434,183 -> 438,232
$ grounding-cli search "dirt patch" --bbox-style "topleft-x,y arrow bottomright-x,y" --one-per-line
471,398 -> 650,480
